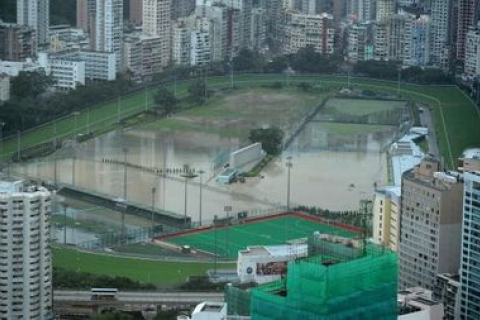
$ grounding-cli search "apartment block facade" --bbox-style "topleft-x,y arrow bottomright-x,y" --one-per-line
94,0 -> 123,70
399,158 -> 464,291
38,52 -> 86,90
0,23 -> 37,61
17,0 -> 49,46
143,0 -> 171,67
283,11 -> 334,56
464,26 -> 480,78
459,171 -> 480,320
0,75 -> 10,102
0,181 -> 53,320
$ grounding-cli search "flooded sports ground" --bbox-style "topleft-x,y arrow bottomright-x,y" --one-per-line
13,88 -> 406,245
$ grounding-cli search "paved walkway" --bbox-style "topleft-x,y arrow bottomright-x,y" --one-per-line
419,104 -> 439,158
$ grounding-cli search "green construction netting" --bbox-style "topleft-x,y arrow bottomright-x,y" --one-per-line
227,241 -> 398,320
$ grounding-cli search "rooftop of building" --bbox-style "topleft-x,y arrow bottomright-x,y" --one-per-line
461,148 -> 480,159
239,244 -> 308,258
0,180 -> 49,195
192,301 -> 226,314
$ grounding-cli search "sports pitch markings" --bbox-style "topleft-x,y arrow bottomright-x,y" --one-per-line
163,214 -> 358,260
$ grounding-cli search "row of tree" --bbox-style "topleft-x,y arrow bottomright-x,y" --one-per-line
0,71 -> 133,137
353,61 -> 452,84
1,46 -> 456,137
53,267 -> 156,290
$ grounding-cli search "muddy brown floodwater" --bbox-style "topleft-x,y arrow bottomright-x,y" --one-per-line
14,120 -> 394,225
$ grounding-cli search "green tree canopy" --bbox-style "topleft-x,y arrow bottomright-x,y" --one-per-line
11,71 -> 55,99
249,127 -> 284,155
155,87 -> 177,113
188,79 -> 207,103
232,48 -> 263,72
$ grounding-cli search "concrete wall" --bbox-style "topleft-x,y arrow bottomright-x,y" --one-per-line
229,143 -> 265,172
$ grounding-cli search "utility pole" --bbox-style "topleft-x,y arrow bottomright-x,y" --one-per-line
198,170 -> 205,226
181,164 -> 198,227
286,156 -> 293,211
151,187 -> 156,238
224,205 -> 232,258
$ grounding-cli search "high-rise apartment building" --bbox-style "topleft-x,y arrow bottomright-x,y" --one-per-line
251,8 -> 266,51
129,0 -> 143,25
124,34 -> 162,80
143,0 -> 171,67
0,180 -> 53,320
464,26 -> 480,78
283,11 -> 334,56
399,158 -> 464,291
77,0 -> 95,33
17,0 -> 49,47
348,0 -> 374,22
373,22 -> 388,60
376,0 -> 395,22
456,0 -> 479,62
372,186 -> 401,251
195,2 -> 228,62
0,22 -> 37,61
433,273 -> 460,320
0,75 -> 10,102
388,13 -> 409,63
404,15 -> 430,66
430,0 -> 451,66
458,171 -> 480,320
94,0 -> 124,70
171,0 -> 196,20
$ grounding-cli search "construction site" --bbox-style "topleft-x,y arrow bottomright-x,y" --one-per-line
225,234 -> 398,320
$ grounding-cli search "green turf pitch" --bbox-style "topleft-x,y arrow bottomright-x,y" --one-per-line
166,215 -> 357,259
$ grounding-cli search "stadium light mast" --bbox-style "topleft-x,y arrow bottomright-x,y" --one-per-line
198,170 -> 205,226
224,205 -> 232,258
286,156 -> 293,211
181,164 -> 198,227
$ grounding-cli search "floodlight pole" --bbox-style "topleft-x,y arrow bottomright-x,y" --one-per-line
214,215 -> 218,277
198,170 -> 205,226
121,147 -> 128,239
151,187 -> 156,238
181,164 -> 198,227
224,205 -> 232,258
286,156 -> 293,211
63,203 -> 67,244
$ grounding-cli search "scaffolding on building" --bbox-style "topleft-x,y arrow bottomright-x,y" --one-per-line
226,234 -> 398,320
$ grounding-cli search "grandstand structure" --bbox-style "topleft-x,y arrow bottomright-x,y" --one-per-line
225,234 -> 398,320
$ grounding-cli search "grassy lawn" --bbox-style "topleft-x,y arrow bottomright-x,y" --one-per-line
165,214 -> 357,260
115,243 -> 188,258
52,214 -> 113,235
318,123 -> 394,135
325,98 -> 405,116
53,247 -> 234,284
3,73 -> 479,169
141,86 -> 328,140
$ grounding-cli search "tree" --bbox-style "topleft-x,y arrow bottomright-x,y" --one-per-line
249,127 -> 284,155
291,46 -> 338,73
353,61 -> 399,80
188,79 -> 207,103
232,48 -> 263,72
155,87 -> 177,113
11,71 -> 55,99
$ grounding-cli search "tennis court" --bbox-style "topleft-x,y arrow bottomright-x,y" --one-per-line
162,213 -> 359,259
